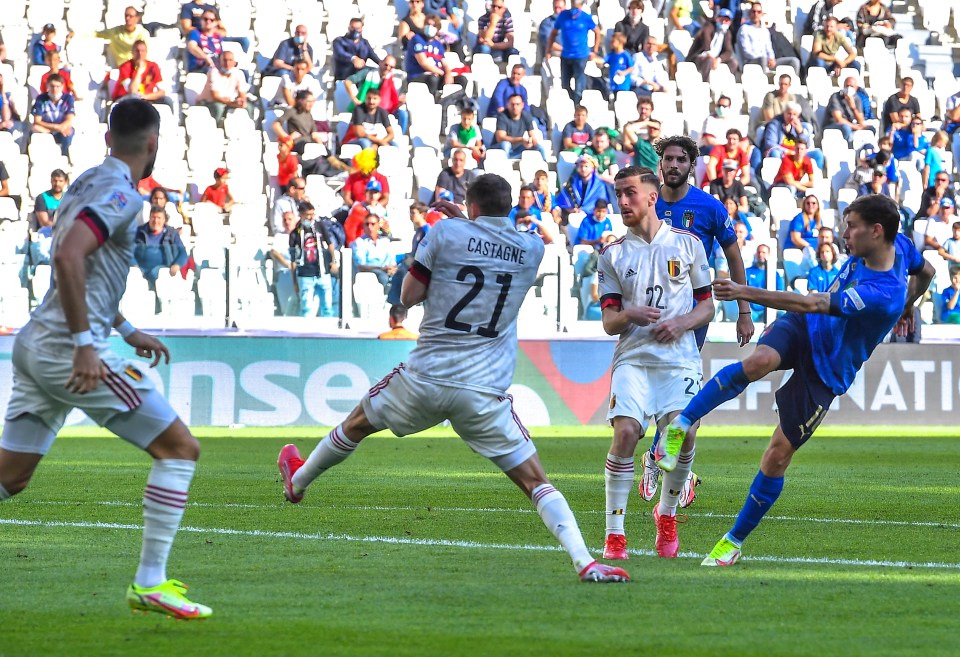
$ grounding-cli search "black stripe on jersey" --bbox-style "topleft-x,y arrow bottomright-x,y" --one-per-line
409,261 -> 432,284
77,208 -> 110,245
600,293 -> 622,310
693,285 -> 712,302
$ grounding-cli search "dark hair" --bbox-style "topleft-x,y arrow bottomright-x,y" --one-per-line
108,98 -> 160,155
725,128 -> 743,139
614,165 -> 659,186
654,134 -> 698,163
389,304 -> 407,322
149,186 -> 168,201
298,201 -> 315,213
594,199 -> 608,210
507,93 -> 525,103
514,209 -> 531,220
149,204 -> 166,217
294,89 -> 313,102
51,169 -> 68,180
366,87 -> 381,97
638,96 -> 654,109
519,185 -> 535,194
410,201 -> 429,214
465,174 -> 513,217
843,194 -> 900,243
45,73 -> 64,86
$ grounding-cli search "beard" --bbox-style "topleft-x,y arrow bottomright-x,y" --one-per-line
140,148 -> 158,180
662,167 -> 690,189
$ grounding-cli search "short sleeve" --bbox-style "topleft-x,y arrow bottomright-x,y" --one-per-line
689,237 -> 713,291
789,214 -> 803,233
829,281 -> 892,318
78,188 -> 138,246
413,39 -> 426,54
597,248 -> 622,310
715,206 -> 736,248
411,219 -> 443,282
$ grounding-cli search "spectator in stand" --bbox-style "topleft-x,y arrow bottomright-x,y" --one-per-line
271,177 -> 306,235
687,8 -> 738,82
344,57 -> 408,134
509,186 -> 544,225
881,77 -> 921,134
343,149 -> 390,206
379,305 -> 419,340
404,14 -> 457,96
669,0 -> 700,34
96,6 -> 149,67
546,0 -> 601,105
603,33 -> 633,98
386,201 -> 432,305
710,159 -> 749,213
493,94 -> 545,159
772,140 -> 814,197
705,129 -> 751,186
560,105 -> 594,152
426,0 -> 466,59
272,90 -> 323,155
332,18 -> 380,81
186,8 -> 223,74
290,201 -> 338,318
856,0 -> 899,49
0,159 -> 20,213
538,0 -> 566,64
858,165 -> 893,200
738,3 -> 800,74
276,59 -> 322,108
553,154 -> 613,226
892,114 -> 928,163
940,269 -> 960,323
143,186 -> 185,230
30,75 -> 74,156
276,137 -> 299,190
940,221 -> 960,267
631,118 -> 661,170
487,65 -> 528,118
699,95 -> 735,153
809,16 -> 857,76
744,243 -> 785,322
201,167 -> 235,212
445,104 -> 484,160
923,131 -> 949,189
761,102 -> 824,169
265,25 -> 314,77
803,0 -> 842,36
918,172 -> 955,224
825,77 -> 871,146
42,51 -> 80,101
622,95 -> 655,154
0,73 -> 22,139
475,0 -> 519,61
270,210 -> 300,315
112,40 -> 172,109
32,169 -> 67,230
344,179 -> 389,247
615,1 -> 649,54
923,198 -> 956,253
532,169 -> 554,214
344,87 -> 395,151
434,149 -> 476,205
353,213 -> 397,292
787,194 -> 822,251
734,219 -> 757,265
574,199 -> 612,247
196,50 -> 251,125
761,74 -> 796,123
31,24 -> 72,67
581,128 -> 620,185
398,0 -> 428,50
807,241 -> 840,292
513,209 -> 555,244
887,106 -> 913,135
133,205 -> 189,284
181,3 -> 250,55
631,36 -> 669,96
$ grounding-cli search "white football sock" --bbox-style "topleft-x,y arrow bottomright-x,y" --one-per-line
604,454 -> 634,536
658,447 -> 695,517
532,484 -> 594,573
292,425 -> 358,491
136,459 -> 195,588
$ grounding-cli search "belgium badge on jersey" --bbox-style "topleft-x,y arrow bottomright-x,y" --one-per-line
667,258 -> 682,278
124,365 -> 143,382
681,210 -> 695,230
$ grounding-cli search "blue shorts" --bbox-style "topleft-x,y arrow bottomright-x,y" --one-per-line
757,312 -> 835,448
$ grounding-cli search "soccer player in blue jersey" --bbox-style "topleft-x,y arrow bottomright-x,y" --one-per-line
659,194 -> 934,566
638,135 -> 756,503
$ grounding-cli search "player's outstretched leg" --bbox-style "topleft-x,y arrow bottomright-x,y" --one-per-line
653,423 -> 696,558
678,470 -> 702,508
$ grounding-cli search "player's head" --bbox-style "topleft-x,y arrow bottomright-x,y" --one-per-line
842,194 -> 899,252
614,166 -> 659,226
655,135 -> 697,189
107,98 -> 160,179
465,173 -> 512,219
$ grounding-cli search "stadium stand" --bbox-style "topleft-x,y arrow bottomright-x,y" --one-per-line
0,0 -> 956,335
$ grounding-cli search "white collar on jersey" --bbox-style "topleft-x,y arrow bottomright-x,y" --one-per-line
625,219 -> 670,244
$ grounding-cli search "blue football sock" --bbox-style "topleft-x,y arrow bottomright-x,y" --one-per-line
648,428 -> 660,456
679,362 -> 751,427
729,470 -> 784,544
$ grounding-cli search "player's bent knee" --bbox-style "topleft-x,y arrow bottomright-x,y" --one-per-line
743,346 -> 781,380
146,419 -> 200,461
341,403 -> 378,439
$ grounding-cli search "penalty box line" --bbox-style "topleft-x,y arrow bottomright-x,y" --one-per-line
2,517 -> 960,571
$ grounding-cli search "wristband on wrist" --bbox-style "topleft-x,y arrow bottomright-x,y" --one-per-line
72,330 -> 94,347
739,311 -> 751,315
117,320 -> 137,338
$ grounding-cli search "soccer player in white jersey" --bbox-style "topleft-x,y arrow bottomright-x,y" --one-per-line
0,99 -> 211,619
598,166 -> 715,560
278,173 -> 629,583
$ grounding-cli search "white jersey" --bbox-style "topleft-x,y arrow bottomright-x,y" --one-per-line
405,215 -> 545,394
26,157 -> 142,351
599,222 -> 712,369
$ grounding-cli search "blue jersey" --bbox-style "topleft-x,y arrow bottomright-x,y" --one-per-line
657,185 -> 735,259
808,233 -> 923,394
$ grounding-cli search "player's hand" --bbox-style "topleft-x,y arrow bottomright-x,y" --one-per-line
624,306 -> 661,326
66,345 -> 106,394
124,330 -> 170,368
893,308 -> 915,337
712,278 -> 745,301
430,199 -> 465,219
735,312 -> 755,347
650,318 -> 685,343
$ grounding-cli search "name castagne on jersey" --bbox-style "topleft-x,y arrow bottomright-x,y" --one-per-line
466,237 -> 527,264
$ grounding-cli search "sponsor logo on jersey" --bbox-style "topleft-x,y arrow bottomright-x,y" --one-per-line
681,210 -> 695,229
124,365 -> 143,381
109,192 -> 128,210
625,268 -> 637,278
667,258 -> 682,277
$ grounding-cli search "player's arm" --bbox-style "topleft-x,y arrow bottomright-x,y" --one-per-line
721,238 -> 755,345
714,277 -> 831,314
112,313 -> 170,367
649,286 -> 714,343
895,259 -> 935,336
401,261 -> 429,307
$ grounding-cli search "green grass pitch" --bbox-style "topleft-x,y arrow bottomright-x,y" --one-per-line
1,426 -> 958,657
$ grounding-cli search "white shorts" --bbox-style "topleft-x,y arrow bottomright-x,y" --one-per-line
360,364 -> 537,471
1,337 -> 176,454
606,363 -> 703,433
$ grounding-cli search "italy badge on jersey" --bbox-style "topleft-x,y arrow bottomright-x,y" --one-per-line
681,210 -> 695,230
667,258 -> 682,278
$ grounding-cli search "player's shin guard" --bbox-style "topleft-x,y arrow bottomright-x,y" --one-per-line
677,362 -> 751,429
658,447 -> 694,517
604,454 -> 634,536
532,484 -> 594,573
292,424 -> 358,490
136,459 -> 195,588
729,469 -> 784,544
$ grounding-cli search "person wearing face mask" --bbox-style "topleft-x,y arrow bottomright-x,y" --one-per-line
825,76 -> 872,146
614,0 -> 649,53
332,18 -> 381,81
31,75 -> 75,156
686,8 -> 738,82
266,24 -> 314,77
404,15 -> 461,97
699,95 -> 734,152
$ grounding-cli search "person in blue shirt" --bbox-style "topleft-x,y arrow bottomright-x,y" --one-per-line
660,194 -> 934,566
604,33 -> 634,98
545,0 -> 601,104
806,241 -> 840,292
553,154 -> 613,230
508,186 -> 544,224
574,199 -> 612,247
744,243 -> 785,322
487,64 -> 528,117
940,268 -> 960,323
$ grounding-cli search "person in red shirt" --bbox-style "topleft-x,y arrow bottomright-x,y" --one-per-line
112,40 -> 172,109
277,137 -> 299,189
344,179 -> 387,246
41,51 -> 79,100
342,148 -> 390,206
704,128 -> 752,186
772,140 -> 814,197
201,167 -> 235,211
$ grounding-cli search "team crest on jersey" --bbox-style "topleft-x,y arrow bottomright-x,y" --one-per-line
609,393 -> 616,410
667,258 -> 682,278
598,270 -> 604,283
109,192 -> 128,209
124,365 -> 143,382
681,210 -> 695,229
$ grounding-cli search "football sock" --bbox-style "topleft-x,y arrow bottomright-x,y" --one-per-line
136,459 -> 195,588
677,362 -> 751,430
532,484 -> 594,573
604,454 -> 634,535
647,429 -> 660,458
729,469 -> 784,544
658,447 -> 695,517
0,483 -> 9,501
292,424 -> 358,491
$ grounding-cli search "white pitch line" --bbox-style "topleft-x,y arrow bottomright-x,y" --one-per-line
2,517 -> 959,571
18,500 -> 960,530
